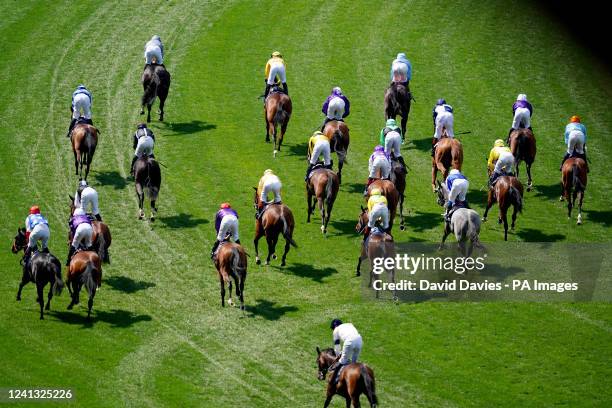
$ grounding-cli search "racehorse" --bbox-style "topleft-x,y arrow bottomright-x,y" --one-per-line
431,133 -> 463,191
12,229 -> 64,320
306,167 -> 339,235
365,179 -> 400,232
561,157 -> 587,225
264,90 -> 292,157
509,128 -> 536,191
316,347 -> 378,408
389,157 -> 407,231
483,176 -> 524,241
134,156 -> 161,220
435,181 -> 484,256
71,123 -> 99,180
322,120 -> 350,183
69,196 -> 112,263
384,82 -> 411,137
141,64 -> 171,122
66,251 -> 101,320
253,189 -> 297,266
213,242 -> 247,310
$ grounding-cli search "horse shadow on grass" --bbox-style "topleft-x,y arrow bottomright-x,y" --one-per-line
532,183 -> 562,200
160,120 -> 216,136
105,276 -> 156,294
92,171 -> 128,190
515,228 -> 565,242
344,182 -> 366,195
51,309 -> 152,328
330,218 -> 358,236
583,210 -> 612,227
410,136 -> 434,153
244,299 -> 298,321
409,211 -> 443,232
285,142 -> 308,158
158,213 -> 208,229
283,262 -> 338,283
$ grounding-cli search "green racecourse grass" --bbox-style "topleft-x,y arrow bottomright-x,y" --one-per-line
0,1 -> 611,406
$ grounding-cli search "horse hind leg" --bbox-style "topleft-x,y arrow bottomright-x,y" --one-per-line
37,283 -> 45,319
526,162 -> 533,191
227,280 -> 234,307
158,97 -> 165,121
281,236 -> 291,267
577,191 -> 584,225
150,199 -> 157,221
399,195 -> 405,231
318,197 -> 326,234
45,282 -> 53,311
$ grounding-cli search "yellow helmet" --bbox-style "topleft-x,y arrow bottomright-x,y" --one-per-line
271,51 -> 282,58
494,139 -> 505,147
264,169 -> 274,176
371,188 -> 382,196
312,131 -> 324,137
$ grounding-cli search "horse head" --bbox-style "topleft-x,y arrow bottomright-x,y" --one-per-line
435,180 -> 447,207
316,347 -> 337,381
12,228 -> 27,254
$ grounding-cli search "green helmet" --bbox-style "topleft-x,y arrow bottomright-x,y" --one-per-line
386,118 -> 397,127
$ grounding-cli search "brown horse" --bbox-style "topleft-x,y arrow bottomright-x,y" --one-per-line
306,168 -> 340,235
316,347 -> 378,408
69,196 -> 111,263
483,176 -> 524,241
253,189 -> 297,266
134,156 -> 161,220
66,251 -> 102,319
389,158 -> 407,231
71,123 -> 99,180
322,120 -> 350,183
431,134 -> 463,191
141,64 -> 171,122
365,179 -> 400,232
384,82 -> 411,136
561,157 -> 587,224
264,91 -> 292,157
509,128 -> 536,191
214,242 -> 247,310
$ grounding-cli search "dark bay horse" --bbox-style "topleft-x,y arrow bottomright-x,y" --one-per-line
365,179 -> 400,231
322,120 -> 350,183
264,91 -> 292,157
561,157 -> 587,224
134,156 -> 161,220
432,135 -> 463,191
483,176 -> 524,241
306,167 -> 339,235
141,64 -> 171,122
509,128 -> 536,191
389,158 -> 407,231
12,229 -> 64,320
67,251 -> 102,319
253,189 -> 297,266
316,347 -> 378,408
71,123 -> 99,180
384,82 -> 411,137
214,242 -> 247,310
69,196 -> 112,263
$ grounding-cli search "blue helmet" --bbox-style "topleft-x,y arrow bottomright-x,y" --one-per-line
437,98 -> 446,105
330,319 -> 343,329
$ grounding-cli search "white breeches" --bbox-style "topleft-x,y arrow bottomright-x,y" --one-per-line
72,93 -> 92,119
391,62 -> 408,83
512,107 -> 531,129
310,141 -> 331,165
144,45 -> 163,64
368,203 -> 389,229
339,336 -> 363,365
267,63 -> 286,85
494,152 -> 515,174
135,136 -> 155,157
261,180 -> 282,204
29,224 -> 50,249
77,189 -> 100,216
567,131 -> 586,154
369,157 -> 391,178
449,179 -> 469,204
72,223 -> 93,249
217,215 -> 239,242
326,97 -> 346,120
434,111 -> 454,139
384,131 -> 402,158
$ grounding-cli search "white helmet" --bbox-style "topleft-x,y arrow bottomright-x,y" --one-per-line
517,94 -> 527,102
332,86 -> 342,94
79,180 -> 87,187
74,208 -> 86,216
397,52 -> 407,60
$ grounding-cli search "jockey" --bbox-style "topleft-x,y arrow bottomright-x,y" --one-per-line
364,145 -> 391,195
561,115 -> 589,172
305,131 -> 332,181
66,208 -> 93,266
321,87 -> 350,130
256,169 -> 282,218
74,180 -> 102,221
144,35 -> 164,65
328,319 -> 363,387
390,52 -> 412,87
487,139 -> 514,187
367,188 -> 389,233
67,84 -> 92,137
264,51 -> 288,98
211,203 -> 240,259
379,118 -> 407,171
444,169 -> 469,226
131,123 -> 156,175
24,206 -> 50,266
432,98 -> 454,156
509,93 -> 533,138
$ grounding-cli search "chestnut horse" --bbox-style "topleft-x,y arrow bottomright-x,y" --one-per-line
365,179 -> 400,232
431,134 -> 463,191
509,128 -> 536,191
71,123 -> 99,180
322,120 -> 350,183
141,63 -> 171,122
69,196 -> 111,263
253,189 -> 297,266
264,90 -> 292,157
316,347 -> 378,408
214,242 -> 247,310
483,176 -> 524,241
66,251 -> 102,319
561,157 -> 587,224
306,167 -> 339,234
384,82 -> 411,137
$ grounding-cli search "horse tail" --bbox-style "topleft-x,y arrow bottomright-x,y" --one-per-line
230,246 -> 246,284
81,262 -> 98,299
361,364 -> 377,406
274,104 -> 287,126
97,231 -> 107,263
509,186 -> 523,213
325,173 -> 335,207
572,163 -> 584,192
51,258 -> 64,296
280,213 -> 298,248
142,71 -> 158,106
451,140 -> 463,170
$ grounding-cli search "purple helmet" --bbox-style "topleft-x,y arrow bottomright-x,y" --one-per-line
374,145 -> 385,152
437,98 -> 446,105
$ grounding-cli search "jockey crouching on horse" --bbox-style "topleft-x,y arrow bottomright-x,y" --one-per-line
66,208 -> 94,266
431,99 -> 454,156
144,35 -> 164,66
487,139 -> 514,187
365,188 -> 390,238
211,203 -> 240,259
24,206 -> 50,269
380,118 -> 407,172
263,51 -> 288,98
364,145 -> 391,195
74,180 -> 102,221
321,87 -> 350,131
508,93 -> 533,141
390,52 -> 411,88
256,169 -> 282,219
67,84 -> 93,137
444,169 -> 469,228
328,319 -> 363,387
131,123 -> 155,176
305,131 -> 333,181
560,115 -> 589,172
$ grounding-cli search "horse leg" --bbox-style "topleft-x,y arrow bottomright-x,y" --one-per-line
431,161 -> 437,191
577,191 -> 584,225
511,204 -> 518,231
526,162 -> 533,191
136,185 -> 145,219
219,277 -> 226,307
306,190 -> 313,223
278,122 -> 288,152
87,291 -> 95,319
16,269 -> 29,300
281,236 -> 291,267
37,282 -> 45,320
482,192 -> 494,221
73,150 -> 79,176
264,234 -> 274,265
515,159 -> 521,179
45,280 -> 53,311
323,395 -> 333,408
150,199 -> 157,221
254,230 -> 262,265
85,154 -> 91,181
67,282 -> 77,309
439,227 -> 451,250
569,190 -> 576,220
399,194 -> 405,231
159,97 -> 165,121
502,208 -> 509,241
325,198 -> 335,235
401,114 -> 408,139
239,274 -> 245,310
318,196 -> 326,234
228,280 -> 234,307
338,156 -> 344,184
147,104 -> 152,123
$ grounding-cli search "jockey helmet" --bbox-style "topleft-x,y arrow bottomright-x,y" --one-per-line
449,168 -> 461,176
137,123 -> 147,129
570,115 -> 581,123
152,35 -> 161,41
264,169 -> 274,176
332,86 -> 342,94
436,98 -> 446,105
271,51 -> 282,58
374,145 -> 385,153
386,118 -> 397,127
74,208 -> 86,216
29,206 -> 40,215
77,84 -> 86,90
494,139 -> 505,147
330,318 -> 343,329
397,52 -> 407,60
312,131 -> 324,137
220,202 -> 231,209
371,188 -> 382,196
79,180 -> 88,187
517,94 -> 527,101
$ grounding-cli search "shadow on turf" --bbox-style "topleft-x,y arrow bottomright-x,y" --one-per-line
408,210 -> 444,232
51,309 -> 152,328
330,218 -> 358,235
92,171 -> 128,190
158,213 -> 208,228
344,182 -> 366,195
532,183 -> 562,200
285,142 -> 308,157
105,276 -> 156,293
283,262 -> 338,283
161,120 -> 216,136
411,136 -> 434,153
583,209 -> 612,227
244,299 -> 298,321
515,228 -> 565,242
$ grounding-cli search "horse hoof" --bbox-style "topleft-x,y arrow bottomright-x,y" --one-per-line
40,316 -> 44,320
140,110 -> 144,115
150,215 -> 155,222
228,299 -> 234,307
281,261 -> 286,267
577,220 -> 582,225
265,260 -> 270,266
67,304 -> 73,310
320,225 -> 325,233
497,218 -> 503,224
272,254 -> 278,260
356,271 -> 360,277
481,218 -> 487,222
240,305 -> 245,311
16,296 -> 21,301
273,150 -> 278,158
559,196 -> 564,202
256,257 -> 261,265
400,224 -> 405,231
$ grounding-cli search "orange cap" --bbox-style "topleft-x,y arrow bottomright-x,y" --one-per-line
220,202 -> 231,209
29,205 -> 40,214
570,115 -> 581,123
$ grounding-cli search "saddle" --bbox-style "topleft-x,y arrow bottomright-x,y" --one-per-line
75,117 -> 93,126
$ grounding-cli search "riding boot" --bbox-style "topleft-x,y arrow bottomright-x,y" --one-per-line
130,156 -> 138,176
331,363 -> 345,388
263,84 -> 271,99
559,152 -> 570,171
488,172 -> 498,188
282,82 -> 288,95
66,246 -> 76,266
210,240 -> 220,259
41,247 -> 49,254
235,239 -> 241,245
95,214 -> 102,222
305,164 -> 314,181
24,246 -> 34,270
325,159 -> 333,170
67,118 -> 76,138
